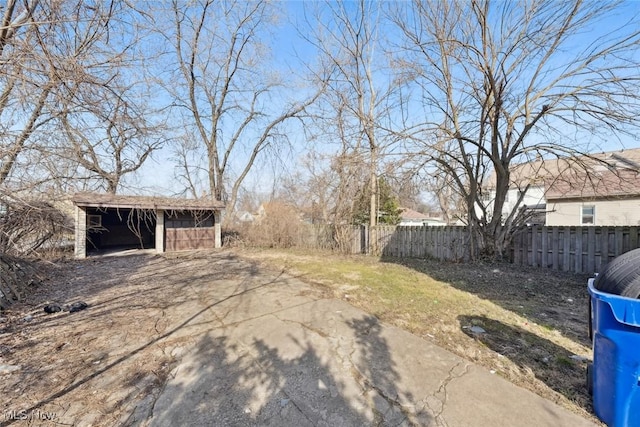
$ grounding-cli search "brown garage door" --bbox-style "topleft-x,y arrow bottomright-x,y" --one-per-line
165,227 -> 215,251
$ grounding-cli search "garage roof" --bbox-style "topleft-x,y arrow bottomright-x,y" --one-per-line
72,193 -> 225,211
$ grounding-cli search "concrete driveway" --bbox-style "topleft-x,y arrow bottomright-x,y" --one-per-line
138,253 -> 595,427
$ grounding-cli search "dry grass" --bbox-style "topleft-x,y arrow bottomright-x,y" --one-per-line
237,248 -> 600,424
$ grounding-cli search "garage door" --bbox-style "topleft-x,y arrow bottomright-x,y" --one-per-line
165,227 -> 215,251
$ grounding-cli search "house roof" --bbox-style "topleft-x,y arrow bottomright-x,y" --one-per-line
399,207 -> 430,221
545,169 -> 640,200
486,148 -> 640,200
72,193 -> 225,211
256,201 -> 300,216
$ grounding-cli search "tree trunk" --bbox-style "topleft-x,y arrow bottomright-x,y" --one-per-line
369,146 -> 378,254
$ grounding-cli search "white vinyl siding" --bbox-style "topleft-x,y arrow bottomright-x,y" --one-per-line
547,199 -> 640,226
478,186 -> 546,222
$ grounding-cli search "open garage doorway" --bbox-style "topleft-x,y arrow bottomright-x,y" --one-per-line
86,207 -> 156,254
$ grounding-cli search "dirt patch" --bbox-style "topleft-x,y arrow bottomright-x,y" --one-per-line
0,250 -> 261,426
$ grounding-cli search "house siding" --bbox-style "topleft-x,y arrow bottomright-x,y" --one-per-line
547,199 -> 640,226
503,186 -> 546,217
479,185 -> 546,221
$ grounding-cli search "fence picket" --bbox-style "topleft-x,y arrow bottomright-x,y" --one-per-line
575,227 -> 583,273
562,227 -> 571,272
290,224 -> 640,275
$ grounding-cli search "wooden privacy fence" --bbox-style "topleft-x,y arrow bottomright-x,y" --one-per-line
294,225 -> 474,261
293,224 -> 640,275
372,225 -> 473,261
511,226 -> 640,274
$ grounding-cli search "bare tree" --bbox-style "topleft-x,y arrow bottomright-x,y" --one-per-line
303,98 -> 371,226
0,0 -> 167,276
305,0 -> 390,231
0,0 -> 161,194
57,89 -> 165,194
278,150 -> 344,224
170,134 -> 207,199
392,0 -> 640,258
157,0 -> 322,216
0,0 -> 55,187
0,0 -> 38,53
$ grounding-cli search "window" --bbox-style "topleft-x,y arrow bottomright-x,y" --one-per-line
165,211 -> 214,228
87,214 -> 102,228
581,205 -> 595,225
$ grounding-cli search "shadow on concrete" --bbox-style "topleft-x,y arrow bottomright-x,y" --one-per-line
4,251 -> 434,425
457,314 -> 592,414
347,315 -> 424,424
145,334 -> 373,426
144,314 -> 431,426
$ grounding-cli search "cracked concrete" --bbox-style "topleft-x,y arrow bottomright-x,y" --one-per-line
142,254 -> 595,427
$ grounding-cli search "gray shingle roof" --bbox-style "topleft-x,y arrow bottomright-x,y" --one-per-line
72,193 -> 225,210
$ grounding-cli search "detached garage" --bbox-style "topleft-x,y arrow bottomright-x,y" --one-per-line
72,193 -> 225,258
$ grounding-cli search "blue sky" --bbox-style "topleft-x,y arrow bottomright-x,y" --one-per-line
127,0 -> 640,200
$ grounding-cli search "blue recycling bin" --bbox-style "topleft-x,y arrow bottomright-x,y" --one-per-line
588,278 -> 640,427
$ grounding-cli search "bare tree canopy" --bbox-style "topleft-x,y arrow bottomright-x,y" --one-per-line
0,0 -> 168,267
56,82 -> 166,194
0,0 -> 165,194
308,0 -> 383,231
2,0 -> 640,261
154,0 -> 323,215
391,0 -> 640,257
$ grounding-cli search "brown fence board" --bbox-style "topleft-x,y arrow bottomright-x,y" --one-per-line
616,228 -> 624,258
294,224 -> 640,275
575,227 -> 583,273
563,227 -> 571,272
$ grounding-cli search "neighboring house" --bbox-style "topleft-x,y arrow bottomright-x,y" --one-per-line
545,159 -> 640,226
72,193 -> 225,258
398,208 -> 447,227
235,211 -> 255,223
483,148 -> 640,226
482,159 -> 547,224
